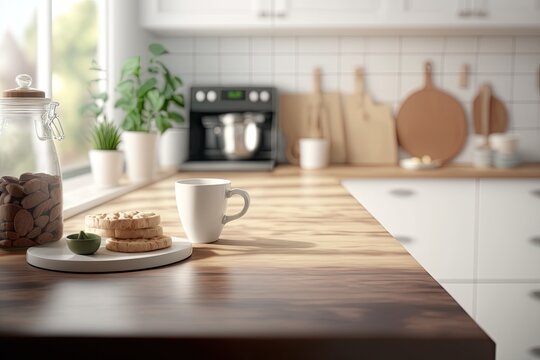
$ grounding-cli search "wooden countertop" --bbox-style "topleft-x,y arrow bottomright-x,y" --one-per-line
0,166 -> 495,359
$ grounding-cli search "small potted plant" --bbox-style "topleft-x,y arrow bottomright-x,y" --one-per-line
114,43 -> 185,181
82,61 -> 124,188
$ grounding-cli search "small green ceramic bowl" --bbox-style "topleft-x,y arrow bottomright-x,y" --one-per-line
66,231 -> 101,255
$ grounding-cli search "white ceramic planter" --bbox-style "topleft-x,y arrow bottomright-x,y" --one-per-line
159,128 -> 189,169
89,150 -> 124,188
122,131 -> 158,182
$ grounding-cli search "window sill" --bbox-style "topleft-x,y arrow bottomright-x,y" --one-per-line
63,169 -> 177,220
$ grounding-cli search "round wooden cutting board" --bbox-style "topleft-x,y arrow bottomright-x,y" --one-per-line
396,62 -> 467,163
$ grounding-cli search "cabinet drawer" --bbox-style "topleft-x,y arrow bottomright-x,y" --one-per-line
476,283 -> 540,360
343,179 -> 475,280
478,180 -> 540,280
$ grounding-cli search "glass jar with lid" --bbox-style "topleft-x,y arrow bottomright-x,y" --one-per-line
0,74 -> 65,249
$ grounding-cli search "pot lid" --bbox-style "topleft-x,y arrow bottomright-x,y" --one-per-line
2,74 -> 45,98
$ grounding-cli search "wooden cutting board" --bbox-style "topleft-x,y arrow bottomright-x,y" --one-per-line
343,68 -> 398,165
279,68 -> 346,164
396,62 -> 467,163
473,82 -> 508,142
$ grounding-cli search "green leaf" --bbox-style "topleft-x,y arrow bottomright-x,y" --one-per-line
116,79 -> 134,95
149,43 -> 168,56
121,56 -> 141,79
155,114 -> 171,133
136,78 -> 157,98
168,111 -> 184,123
80,103 -> 100,116
172,94 -> 184,107
93,92 -> 108,101
91,121 -> 121,150
146,89 -> 165,111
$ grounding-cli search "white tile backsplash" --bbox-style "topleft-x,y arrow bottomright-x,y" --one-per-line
477,54 -> 513,74
194,37 -> 219,53
274,54 -> 297,74
297,74 -> 339,92
251,54 -> 272,74
297,37 -> 339,53
251,37 -> 272,53
340,54 -> 365,74
478,36 -> 513,53
220,37 -> 250,53
364,37 -> 399,53
401,36 -> 445,53
443,54 -> 477,74
297,54 -> 338,74
194,54 -> 219,73
400,54 -> 443,73
513,54 -> 540,74
273,37 -> 296,53
512,103 -> 539,128
340,37 -> 365,53
515,36 -> 540,53
364,54 -> 399,73
220,54 -> 250,73
513,74 -> 540,102
445,37 -> 478,53
160,34 -> 540,163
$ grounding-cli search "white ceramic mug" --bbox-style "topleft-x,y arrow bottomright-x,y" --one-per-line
299,138 -> 329,170
175,178 -> 250,244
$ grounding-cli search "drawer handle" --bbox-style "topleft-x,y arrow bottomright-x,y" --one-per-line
389,189 -> 415,197
531,237 -> 540,246
531,189 -> 540,198
530,347 -> 540,358
530,291 -> 540,301
395,236 -> 414,244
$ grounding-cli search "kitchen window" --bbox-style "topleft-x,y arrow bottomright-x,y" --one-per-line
0,0 -> 106,178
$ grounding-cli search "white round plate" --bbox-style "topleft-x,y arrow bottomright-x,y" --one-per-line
26,236 -> 192,273
400,158 -> 441,170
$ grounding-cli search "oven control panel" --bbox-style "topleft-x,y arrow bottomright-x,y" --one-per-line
190,86 -> 276,112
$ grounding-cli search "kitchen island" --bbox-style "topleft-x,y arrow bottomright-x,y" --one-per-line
0,166 -> 496,359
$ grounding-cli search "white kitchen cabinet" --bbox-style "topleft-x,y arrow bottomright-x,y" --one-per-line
139,0 -> 540,34
387,0 -> 540,27
342,179 -> 476,281
478,0 -> 540,26
476,283 -> 540,360
477,180 -> 540,280
140,0 -> 272,34
272,0 -> 386,27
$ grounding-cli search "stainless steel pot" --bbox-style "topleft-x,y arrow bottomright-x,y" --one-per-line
213,112 -> 265,160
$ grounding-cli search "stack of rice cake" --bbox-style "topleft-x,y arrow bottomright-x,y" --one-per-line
85,211 -> 171,253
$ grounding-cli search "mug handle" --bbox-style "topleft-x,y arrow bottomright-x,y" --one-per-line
222,188 -> 250,224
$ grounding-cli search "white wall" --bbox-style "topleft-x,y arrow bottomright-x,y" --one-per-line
152,34 -> 540,163
107,0 -> 152,124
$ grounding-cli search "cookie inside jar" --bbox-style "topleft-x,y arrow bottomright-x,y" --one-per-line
0,173 -> 63,249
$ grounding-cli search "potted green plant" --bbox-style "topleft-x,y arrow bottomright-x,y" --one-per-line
114,43 -> 185,181
82,61 -> 124,188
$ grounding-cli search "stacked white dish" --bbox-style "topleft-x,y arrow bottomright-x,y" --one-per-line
490,133 -> 520,169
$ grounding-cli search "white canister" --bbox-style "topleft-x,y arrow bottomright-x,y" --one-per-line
299,138 -> 329,170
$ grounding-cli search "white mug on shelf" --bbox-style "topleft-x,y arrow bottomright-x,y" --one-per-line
299,138 -> 329,170
175,178 -> 250,244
